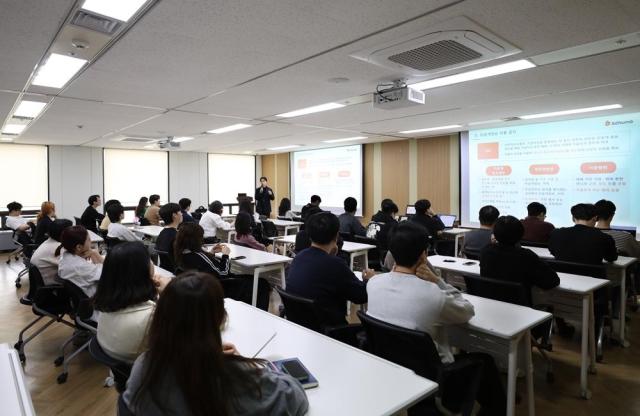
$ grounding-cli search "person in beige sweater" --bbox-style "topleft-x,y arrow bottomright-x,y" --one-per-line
144,194 -> 161,225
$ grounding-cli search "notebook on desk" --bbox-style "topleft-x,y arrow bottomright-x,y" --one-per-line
437,214 -> 457,228
222,321 -> 277,358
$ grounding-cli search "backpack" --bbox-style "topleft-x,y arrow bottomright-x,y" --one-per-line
192,206 -> 207,221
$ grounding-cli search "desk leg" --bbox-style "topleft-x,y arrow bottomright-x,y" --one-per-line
507,338 -> 519,416
454,235 -> 461,257
350,253 -> 355,270
618,270 -> 629,347
280,265 -> 286,290
251,268 -> 260,307
588,294 -> 597,374
580,295 -> 592,399
524,331 -> 535,416
364,252 -> 369,270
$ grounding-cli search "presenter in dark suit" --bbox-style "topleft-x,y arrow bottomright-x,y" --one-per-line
254,176 -> 275,217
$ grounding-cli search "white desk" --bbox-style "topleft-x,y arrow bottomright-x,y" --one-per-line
154,265 -> 175,278
88,230 -> 104,243
271,235 -> 376,271
210,244 -> 292,306
0,343 -> 35,416
453,294 -> 552,416
130,225 -> 164,239
429,254 -> 609,399
222,299 -> 438,415
523,246 -> 637,347
441,228 -> 472,257
268,219 -> 304,235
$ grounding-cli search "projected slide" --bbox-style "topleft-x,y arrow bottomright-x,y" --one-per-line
291,145 -> 363,216
461,112 -> 640,229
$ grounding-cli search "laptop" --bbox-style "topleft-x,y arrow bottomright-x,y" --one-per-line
437,214 -> 457,228
405,205 -> 416,215
611,225 -> 637,237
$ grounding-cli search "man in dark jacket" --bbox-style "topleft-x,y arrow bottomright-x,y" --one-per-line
80,194 -> 104,233
254,176 -> 275,217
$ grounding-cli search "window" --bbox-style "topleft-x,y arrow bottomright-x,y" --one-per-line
0,144 -> 48,211
208,154 -> 256,206
104,149 -> 168,207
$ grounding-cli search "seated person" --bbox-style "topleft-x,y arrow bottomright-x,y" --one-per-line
34,201 -> 56,245
155,203 -> 183,272
373,200 -> 399,251
178,198 -> 196,223
595,199 -> 640,258
549,203 -> 618,265
461,205 -> 500,259
366,222 -> 505,415
80,194 -> 105,233
123,272 -> 309,415
5,201 -> 34,232
286,212 -> 374,326
409,199 -> 445,238
338,197 -> 366,237
238,198 -> 260,224
300,195 -> 321,221
480,216 -> 559,291
234,212 -> 267,251
107,204 -> 142,242
174,222 -> 230,277
294,206 -> 323,253
99,199 -> 121,231
199,201 -> 233,244
94,242 -> 170,364
278,198 -> 295,219
135,197 -> 148,222
31,219 -> 73,285
521,202 -> 555,243
372,198 -> 396,223
57,225 -> 104,297
144,194 -> 162,225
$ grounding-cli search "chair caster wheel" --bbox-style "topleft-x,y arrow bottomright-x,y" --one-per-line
546,372 -> 555,383
57,372 -> 68,384
54,356 -> 64,367
581,389 -> 592,399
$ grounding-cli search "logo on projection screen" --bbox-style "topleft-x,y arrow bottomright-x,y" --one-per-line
477,142 -> 499,159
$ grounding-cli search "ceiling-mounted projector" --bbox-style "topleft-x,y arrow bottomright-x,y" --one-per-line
157,136 -> 181,149
373,82 -> 425,110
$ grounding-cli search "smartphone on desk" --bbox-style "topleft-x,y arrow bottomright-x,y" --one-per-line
232,255 -> 246,260
443,259 -> 456,263
272,358 -> 318,389
462,261 -> 476,266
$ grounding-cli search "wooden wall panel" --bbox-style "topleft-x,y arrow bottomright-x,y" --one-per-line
275,153 -> 290,217
381,141 -> 410,212
416,136 -> 451,212
364,143 -> 375,221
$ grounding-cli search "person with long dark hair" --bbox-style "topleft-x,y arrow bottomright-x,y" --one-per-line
57,225 -> 104,297
94,242 -> 169,363
135,197 -> 149,221
234,212 -> 267,251
123,272 -> 309,415
174,222 -> 230,276
278,197 -> 294,219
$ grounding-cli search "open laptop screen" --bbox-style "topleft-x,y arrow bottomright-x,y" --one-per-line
406,205 -> 416,215
438,214 -> 456,228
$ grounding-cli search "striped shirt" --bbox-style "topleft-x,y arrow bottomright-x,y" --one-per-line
600,229 -> 640,258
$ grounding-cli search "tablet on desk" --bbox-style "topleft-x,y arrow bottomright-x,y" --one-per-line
272,358 -> 319,389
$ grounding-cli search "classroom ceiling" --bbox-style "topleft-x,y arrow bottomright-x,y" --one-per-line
1,0 -> 640,154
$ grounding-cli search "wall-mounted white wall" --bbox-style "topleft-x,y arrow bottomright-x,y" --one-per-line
169,152 -> 209,210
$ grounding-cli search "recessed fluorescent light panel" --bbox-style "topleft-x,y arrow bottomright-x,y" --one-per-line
268,145 -> 301,151
409,59 -> 535,91
1,137 -> 14,142
14,101 -> 47,118
323,136 -> 367,143
468,119 -> 504,126
173,136 -> 194,143
2,124 -> 27,135
276,102 -> 345,118
32,53 -> 88,88
207,124 -> 252,134
399,124 -> 462,134
81,0 -> 148,21
519,104 -> 622,120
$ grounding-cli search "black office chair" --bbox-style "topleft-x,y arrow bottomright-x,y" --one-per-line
55,280 -> 98,384
521,240 -> 549,248
88,336 -> 132,393
461,248 -> 480,260
276,287 -> 365,349
74,216 -> 82,226
339,231 -> 355,242
9,229 -> 38,288
220,276 -> 271,311
139,217 -> 151,226
15,266 -> 74,363
261,220 -> 278,238
357,311 -> 483,416
353,235 -> 384,271
105,236 -> 124,251
463,275 -> 555,382
543,259 -> 610,361
154,249 -> 175,273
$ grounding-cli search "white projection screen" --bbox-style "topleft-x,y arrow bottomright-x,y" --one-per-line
104,149 -> 169,207
460,112 -> 640,229
290,145 -> 363,215
0,144 -> 48,211
208,154 -> 256,206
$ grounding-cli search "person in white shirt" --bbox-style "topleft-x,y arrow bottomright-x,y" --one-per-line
199,201 -> 232,243
94,241 -> 170,363
366,222 -> 506,416
5,201 -> 35,233
30,219 -> 72,285
107,204 -> 142,242
57,225 -> 104,297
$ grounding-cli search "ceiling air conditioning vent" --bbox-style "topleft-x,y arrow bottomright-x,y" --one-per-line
350,16 -> 521,77
114,137 -> 157,144
71,10 -> 121,35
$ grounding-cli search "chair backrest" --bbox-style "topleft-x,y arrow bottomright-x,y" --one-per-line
23,265 -> 46,304
62,279 -> 94,321
543,258 -> 607,279
74,216 -> 82,226
105,236 -> 123,250
261,220 -> 278,238
462,249 -> 480,260
339,231 -> 355,242
521,240 -> 548,248
139,217 -> 151,226
154,249 -> 175,273
88,337 -> 132,393
464,274 -> 531,306
357,311 -> 442,381
275,287 -> 325,333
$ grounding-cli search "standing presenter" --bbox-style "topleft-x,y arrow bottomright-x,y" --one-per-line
255,176 -> 275,218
